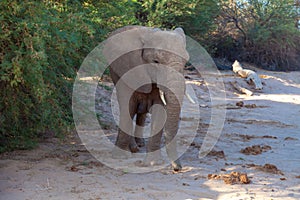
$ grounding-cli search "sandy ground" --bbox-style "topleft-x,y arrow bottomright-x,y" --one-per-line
1,65 -> 300,200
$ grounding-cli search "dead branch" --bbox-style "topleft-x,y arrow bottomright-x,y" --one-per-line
230,81 -> 253,96
232,60 -> 263,90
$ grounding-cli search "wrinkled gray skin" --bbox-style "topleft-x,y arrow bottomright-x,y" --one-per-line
104,26 -> 189,171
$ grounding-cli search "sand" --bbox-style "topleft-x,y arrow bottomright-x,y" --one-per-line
1,66 -> 300,200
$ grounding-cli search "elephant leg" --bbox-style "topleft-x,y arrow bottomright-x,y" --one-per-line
113,92 -> 137,157
122,111 -> 140,154
134,113 -> 147,147
128,99 -> 140,153
129,132 -> 139,153
165,131 -> 182,171
165,104 -> 182,171
113,128 -> 132,158
144,130 -> 164,166
115,127 -> 141,155
144,103 -> 165,166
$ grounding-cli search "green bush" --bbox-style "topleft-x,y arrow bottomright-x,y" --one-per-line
245,0 -> 300,70
0,0 -> 102,152
134,0 -> 219,35
210,0 -> 300,71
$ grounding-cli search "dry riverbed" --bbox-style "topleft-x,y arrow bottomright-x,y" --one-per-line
1,66 -> 300,200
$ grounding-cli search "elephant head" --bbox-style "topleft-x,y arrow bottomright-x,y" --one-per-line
141,27 -> 189,69
104,26 -> 189,96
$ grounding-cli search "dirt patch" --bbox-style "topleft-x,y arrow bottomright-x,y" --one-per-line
208,171 -> 250,185
235,101 -> 256,108
247,163 -> 284,175
244,104 -> 257,108
234,101 -> 268,109
284,137 -> 299,141
207,150 -> 226,160
189,144 -> 226,160
261,135 -> 278,139
67,161 -> 104,172
227,118 -> 294,128
227,133 -> 278,141
240,145 -> 272,155
236,101 -> 244,107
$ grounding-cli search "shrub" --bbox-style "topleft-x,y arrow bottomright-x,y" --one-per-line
0,0 -> 103,152
209,0 -> 300,71
134,0 -> 219,35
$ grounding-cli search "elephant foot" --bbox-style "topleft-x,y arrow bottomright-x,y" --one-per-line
143,151 -> 165,166
112,146 -> 131,159
135,137 -> 145,147
171,160 -> 182,172
129,144 -> 139,153
129,138 -> 140,153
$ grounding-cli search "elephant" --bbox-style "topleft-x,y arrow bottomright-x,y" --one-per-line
103,25 -> 191,171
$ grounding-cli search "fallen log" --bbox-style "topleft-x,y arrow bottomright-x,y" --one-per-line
232,60 -> 263,90
230,81 -> 253,96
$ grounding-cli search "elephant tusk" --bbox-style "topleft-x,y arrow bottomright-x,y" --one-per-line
185,90 -> 196,104
159,90 -> 167,105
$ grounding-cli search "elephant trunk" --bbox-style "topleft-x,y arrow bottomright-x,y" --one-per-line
163,74 -> 185,171
157,63 -> 195,105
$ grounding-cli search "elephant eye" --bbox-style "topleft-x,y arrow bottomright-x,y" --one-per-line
153,60 -> 159,64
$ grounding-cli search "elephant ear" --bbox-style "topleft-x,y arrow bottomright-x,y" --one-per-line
141,27 -> 189,62
174,27 -> 186,47
103,26 -> 152,93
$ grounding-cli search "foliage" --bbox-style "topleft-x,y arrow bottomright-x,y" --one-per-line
210,0 -> 300,70
0,0 -> 96,152
134,0 -> 219,35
